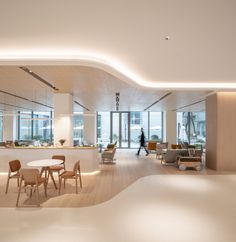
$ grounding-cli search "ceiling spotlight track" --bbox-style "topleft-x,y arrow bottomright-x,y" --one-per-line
173,99 -> 205,111
0,102 -> 32,111
74,100 -> 90,111
115,92 -> 120,111
0,89 -> 53,109
19,66 -> 59,91
144,92 -> 172,111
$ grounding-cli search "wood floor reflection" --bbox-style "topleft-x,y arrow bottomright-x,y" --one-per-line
0,149 -> 234,207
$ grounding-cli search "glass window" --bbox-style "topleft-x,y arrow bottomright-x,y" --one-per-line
149,112 -> 162,142
177,112 -> 206,146
97,112 -> 110,147
73,113 -> 84,146
18,111 -> 53,143
33,112 -> 52,142
190,112 -> 206,146
130,112 -> 148,148
19,112 -> 32,140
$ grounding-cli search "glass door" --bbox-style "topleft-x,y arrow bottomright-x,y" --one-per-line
111,112 -> 130,148
112,112 -> 120,147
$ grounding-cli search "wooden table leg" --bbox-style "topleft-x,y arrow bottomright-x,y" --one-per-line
48,168 -> 57,189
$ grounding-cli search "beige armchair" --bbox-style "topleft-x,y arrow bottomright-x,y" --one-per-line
161,149 -> 188,164
101,147 -> 117,164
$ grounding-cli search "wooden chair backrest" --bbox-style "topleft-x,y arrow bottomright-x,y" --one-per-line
9,160 -> 21,172
20,169 -> 39,184
73,161 -> 80,174
52,155 -> 65,163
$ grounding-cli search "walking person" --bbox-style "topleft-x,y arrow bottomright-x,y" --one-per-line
136,128 -> 149,156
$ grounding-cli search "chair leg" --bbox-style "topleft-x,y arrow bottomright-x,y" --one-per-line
64,179 -> 66,188
36,185 -> 40,207
49,169 -> 57,189
16,178 -> 23,207
5,176 -> 10,194
78,166 -> 82,188
59,177 -> 62,195
44,181 -> 47,197
30,185 -> 33,197
75,177 -> 78,194
79,173 -> 82,188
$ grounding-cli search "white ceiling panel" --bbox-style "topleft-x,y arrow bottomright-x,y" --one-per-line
0,65 -> 213,112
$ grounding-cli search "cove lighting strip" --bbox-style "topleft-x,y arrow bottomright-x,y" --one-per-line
0,50 -> 236,90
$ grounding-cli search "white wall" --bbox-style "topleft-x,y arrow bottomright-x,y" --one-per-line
2,111 -> 17,141
163,111 -> 177,147
53,93 -> 73,147
83,111 -> 97,145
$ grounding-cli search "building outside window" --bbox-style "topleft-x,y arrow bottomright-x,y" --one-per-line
19,112 -> 32,140
18,111 -> 53,143
97,112 -> 110,147
177,112 -> 206,146
33,112 -> 52,142
130,112 -> 148,148
97,111 -> 163,148
73,112 -> 84,146
149,112 -> 162,142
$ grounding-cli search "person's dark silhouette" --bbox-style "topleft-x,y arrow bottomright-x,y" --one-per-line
136,128 -> 149,156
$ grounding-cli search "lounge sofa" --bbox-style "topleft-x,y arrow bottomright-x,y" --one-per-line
161,148 -> 203,169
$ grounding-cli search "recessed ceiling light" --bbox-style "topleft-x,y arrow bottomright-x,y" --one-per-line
165,36 -> 170,40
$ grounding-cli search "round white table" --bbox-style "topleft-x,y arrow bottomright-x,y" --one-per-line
27,159 -> 63,189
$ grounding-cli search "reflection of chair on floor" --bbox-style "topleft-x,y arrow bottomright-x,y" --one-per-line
59,161 -> 82,194
5,159 -> 21,194
16,169 -> 47,207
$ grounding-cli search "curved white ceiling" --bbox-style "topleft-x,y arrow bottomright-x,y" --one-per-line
0,0 -> 236,90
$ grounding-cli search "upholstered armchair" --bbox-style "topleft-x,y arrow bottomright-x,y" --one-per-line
101,144 -> 117,164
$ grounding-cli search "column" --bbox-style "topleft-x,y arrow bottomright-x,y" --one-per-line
206,92 -> 236,171
3,111 -> 17,141
163,111 -> 177,147
83,111 -> 97,145
53,93 -> 73,147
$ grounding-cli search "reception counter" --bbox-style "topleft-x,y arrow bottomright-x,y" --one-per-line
0,147 -> 100,173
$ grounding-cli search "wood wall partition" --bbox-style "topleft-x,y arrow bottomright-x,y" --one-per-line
206,92 -> 236,171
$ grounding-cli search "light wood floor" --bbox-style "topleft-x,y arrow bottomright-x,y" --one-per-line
0,149 -> 234,208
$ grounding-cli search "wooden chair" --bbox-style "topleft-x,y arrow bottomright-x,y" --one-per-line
59,161 -> 82,194
47,155 -> 66,184
16,169 -> 47,207
5,160 -> 21,194
50,155 -> 65,174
